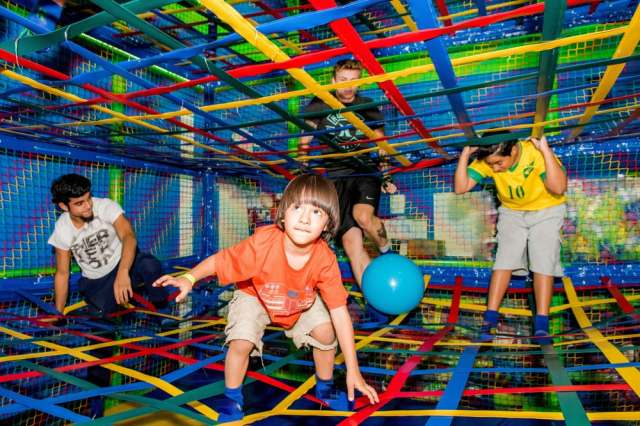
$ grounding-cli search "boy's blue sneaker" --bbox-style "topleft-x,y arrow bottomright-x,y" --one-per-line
535,329 -> 553,346
215,395 -> 244,422
316,388 -> 354,411
533,314 -> 552,345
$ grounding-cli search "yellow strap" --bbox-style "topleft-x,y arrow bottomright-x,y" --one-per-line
563,277 -> 640,397
270,409 -> 640,421
63,300 -> 87,315
389,0 -> 418,31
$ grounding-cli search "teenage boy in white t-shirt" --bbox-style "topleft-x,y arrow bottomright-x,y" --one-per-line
48,173 -> 169,418
48,173 -> 168,315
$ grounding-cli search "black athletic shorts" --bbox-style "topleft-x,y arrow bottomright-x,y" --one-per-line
333,176 -> 381,241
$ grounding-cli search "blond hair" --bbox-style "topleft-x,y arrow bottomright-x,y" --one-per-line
333,59 -> 363,78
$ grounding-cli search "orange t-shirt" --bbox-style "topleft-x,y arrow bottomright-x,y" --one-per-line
215,225 -> 348,329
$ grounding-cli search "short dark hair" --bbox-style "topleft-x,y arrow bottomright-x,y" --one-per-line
275,174 -> 340,241
333,59 -> 363,78
473,130 -> 519,160
51,174 -> 91,204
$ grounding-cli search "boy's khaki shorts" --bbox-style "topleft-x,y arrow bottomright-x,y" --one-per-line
224,290 -> 338,356
494,204 -> 566,277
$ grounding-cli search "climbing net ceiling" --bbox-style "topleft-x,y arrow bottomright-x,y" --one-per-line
0,0 -> 639,178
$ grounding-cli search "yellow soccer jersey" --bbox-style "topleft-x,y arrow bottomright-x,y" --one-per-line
467,140 -> 566,210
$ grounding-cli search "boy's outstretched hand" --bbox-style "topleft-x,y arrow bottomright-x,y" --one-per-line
347,370 -> 379,405
153,275 -> 193,303
528,135 -> 551,153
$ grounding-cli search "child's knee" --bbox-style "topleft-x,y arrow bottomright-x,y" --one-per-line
353,210 -> 373,230
310,323 -> 336,346
228,339 -> 255,356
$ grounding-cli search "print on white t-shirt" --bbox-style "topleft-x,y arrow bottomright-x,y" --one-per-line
48,197 -> 124,279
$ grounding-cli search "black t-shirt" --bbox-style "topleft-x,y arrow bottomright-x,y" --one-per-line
303,95 -> 383,175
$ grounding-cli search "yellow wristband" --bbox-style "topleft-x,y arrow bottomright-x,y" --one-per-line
181,273 -> 197,286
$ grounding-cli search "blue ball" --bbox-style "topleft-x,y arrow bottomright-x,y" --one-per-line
362,254 -> 424,315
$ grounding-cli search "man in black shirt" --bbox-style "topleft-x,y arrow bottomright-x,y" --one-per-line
299,59 -> 396,288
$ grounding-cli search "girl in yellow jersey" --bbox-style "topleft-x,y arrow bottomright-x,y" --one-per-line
454,132 -> 567,342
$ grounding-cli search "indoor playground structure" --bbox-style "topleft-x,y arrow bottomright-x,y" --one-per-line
1,0 -> 640,424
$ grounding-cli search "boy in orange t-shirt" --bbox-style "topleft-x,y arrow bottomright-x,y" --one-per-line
154,174 -> 379,422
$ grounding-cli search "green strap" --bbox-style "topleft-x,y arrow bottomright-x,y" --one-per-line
541,344 -> 592,426
533,0 -> 568,131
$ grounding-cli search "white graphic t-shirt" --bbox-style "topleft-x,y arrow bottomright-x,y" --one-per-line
48,197 -> 124,279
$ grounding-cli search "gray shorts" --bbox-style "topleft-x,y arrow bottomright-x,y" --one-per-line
224,290 -> 337,356
493,204 -> 566,277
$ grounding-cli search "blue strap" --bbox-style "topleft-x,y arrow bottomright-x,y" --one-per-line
0,384 -> 90,423
424,346 -> 480,426
406,0 -> 477,140
14,290 -> 60,315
